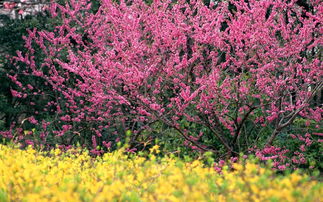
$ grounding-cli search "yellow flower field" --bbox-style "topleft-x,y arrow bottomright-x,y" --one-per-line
0,144 -> 321,202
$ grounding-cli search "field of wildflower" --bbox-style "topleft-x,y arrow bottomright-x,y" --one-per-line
0,144 -> 322,202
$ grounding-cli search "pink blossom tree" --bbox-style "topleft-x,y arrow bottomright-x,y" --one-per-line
6,0 -> 322,158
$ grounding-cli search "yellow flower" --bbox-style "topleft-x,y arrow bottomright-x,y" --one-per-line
149,145 -> 160,154
0,144 -> 321,202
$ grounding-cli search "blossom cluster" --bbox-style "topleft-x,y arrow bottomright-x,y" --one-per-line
0,144 -> 321,201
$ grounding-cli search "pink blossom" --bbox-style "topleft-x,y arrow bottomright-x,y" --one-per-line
10,89 -> 22,98
278,165 -> 286,171
28,116 -> 38,125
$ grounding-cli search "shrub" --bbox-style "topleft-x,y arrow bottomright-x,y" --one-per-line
5,0 -> 322,160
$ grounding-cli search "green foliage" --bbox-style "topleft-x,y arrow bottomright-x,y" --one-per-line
276,118 -> 323,170
0,10 -> 60,130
